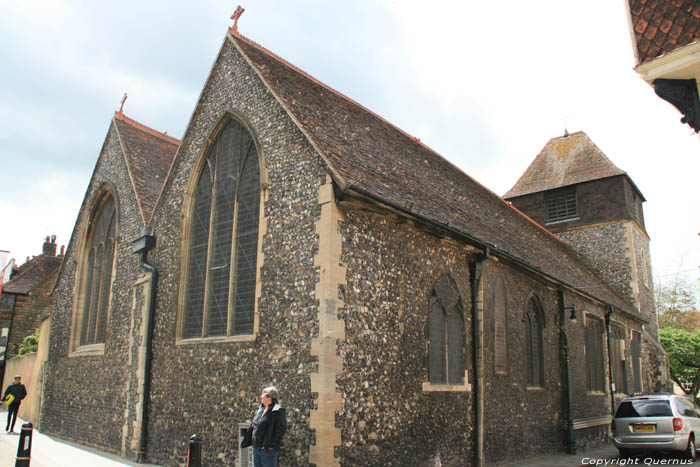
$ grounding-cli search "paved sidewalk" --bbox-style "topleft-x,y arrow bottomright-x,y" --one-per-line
503,444 -> 619,466
0,416 -> 161,467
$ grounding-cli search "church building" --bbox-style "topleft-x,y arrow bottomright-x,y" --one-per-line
41,12 -> 668,467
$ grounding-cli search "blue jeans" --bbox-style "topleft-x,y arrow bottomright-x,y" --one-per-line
253,447 -> 279,467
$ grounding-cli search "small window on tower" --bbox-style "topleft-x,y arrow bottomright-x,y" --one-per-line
545,187 -> 577,222
633,193 -> 639,219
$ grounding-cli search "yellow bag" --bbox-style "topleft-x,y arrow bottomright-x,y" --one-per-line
4,394 -> 14,406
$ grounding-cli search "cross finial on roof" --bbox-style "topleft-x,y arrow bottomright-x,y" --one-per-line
231,5 -> 245,34
119,93 -> 128,114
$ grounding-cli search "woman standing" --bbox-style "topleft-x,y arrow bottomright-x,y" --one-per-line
243,386 -> 286,467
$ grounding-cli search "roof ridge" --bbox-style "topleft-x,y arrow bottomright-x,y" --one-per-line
230,31 -> 443,155
113,111 -> 181,145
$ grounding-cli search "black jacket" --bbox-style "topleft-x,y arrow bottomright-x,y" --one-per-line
243,403 -> 286,450
3,382 -> 27,406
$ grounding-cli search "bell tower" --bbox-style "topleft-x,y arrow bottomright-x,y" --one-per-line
504,131 -> 658,338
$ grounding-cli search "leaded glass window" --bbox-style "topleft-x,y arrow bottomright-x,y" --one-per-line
79,194 -> 116,346
610,324 -> 627,394
525,297 -> 544,387
182,119 -> 260,339
428,276 -> 465,385
585,317 -> 605,392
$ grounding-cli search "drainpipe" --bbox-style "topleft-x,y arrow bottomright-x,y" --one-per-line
556,290 -> 576,455
131,230 -> 157,463
469,248 -> 488,467
605,306 -> 616,417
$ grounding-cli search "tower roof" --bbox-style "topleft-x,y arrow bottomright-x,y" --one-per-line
504,131 -> 627,198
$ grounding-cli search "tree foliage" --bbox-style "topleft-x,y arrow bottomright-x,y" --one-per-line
656,274 -> 699,332
659,327 -> 700,402
18,328 -> 39,355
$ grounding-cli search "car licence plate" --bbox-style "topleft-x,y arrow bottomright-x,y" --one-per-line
633,424 -> 655,433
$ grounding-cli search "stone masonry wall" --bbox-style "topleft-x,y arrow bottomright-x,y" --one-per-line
556,222 -> 634,303
42,123 -> 148,453
337,201 -> 475,467
143,37 -> 327,466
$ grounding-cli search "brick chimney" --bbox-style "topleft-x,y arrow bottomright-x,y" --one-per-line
43,235 -> 57,256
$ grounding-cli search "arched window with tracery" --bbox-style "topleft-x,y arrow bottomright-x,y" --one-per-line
428,275 -> 465,385
525,296 -> 545,387
78,193 -> 116,347
181,118 -> 260,339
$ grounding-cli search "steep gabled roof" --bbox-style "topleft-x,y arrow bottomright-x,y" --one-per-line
504,131 -> 626,198
113,111 -> 180,226
3,254 -> 62,295
628,0 -> 700,64
229,33 -> 639,316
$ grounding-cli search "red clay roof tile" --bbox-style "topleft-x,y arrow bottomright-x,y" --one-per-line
229,33 -> 639,315
113,112 -> 179,226
629,0 -> 700,64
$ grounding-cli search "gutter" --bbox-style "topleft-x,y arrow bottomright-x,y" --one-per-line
131,230 -> 158,463
340,183 -> 644,323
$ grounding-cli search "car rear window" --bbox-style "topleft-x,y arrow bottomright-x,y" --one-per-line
615,400 -> 673,418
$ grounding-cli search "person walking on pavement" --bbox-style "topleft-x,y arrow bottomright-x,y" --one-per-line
2,375 -> 27,433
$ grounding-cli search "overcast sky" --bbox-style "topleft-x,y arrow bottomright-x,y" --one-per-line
1,0 -> 698,292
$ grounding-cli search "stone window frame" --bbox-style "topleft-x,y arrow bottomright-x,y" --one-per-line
176,113 -> 268,345
69,184 -> 119,356
524,294 -> 545,388
544,187 -> 578,224
423,274 -> 470,392
584,313 -> 606,394
493,276 -> 508,376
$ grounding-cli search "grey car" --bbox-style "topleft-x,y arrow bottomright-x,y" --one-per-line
612,394 -> 700,459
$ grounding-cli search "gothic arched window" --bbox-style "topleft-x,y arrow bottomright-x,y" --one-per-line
78,193 -> 116,347
428,276 -> 465,385
525,296 -> 544,387
181,119 -> 260,339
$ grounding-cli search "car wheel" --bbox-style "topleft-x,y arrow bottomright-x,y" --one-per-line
685,436 -> 696,461
618,448 -> 634,459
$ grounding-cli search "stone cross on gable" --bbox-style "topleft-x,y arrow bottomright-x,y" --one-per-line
231,5 -> 245,34
119,93 -> 128,113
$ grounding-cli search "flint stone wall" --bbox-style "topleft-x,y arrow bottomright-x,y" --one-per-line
143,37 -> 326,466
42,124 -> 147,453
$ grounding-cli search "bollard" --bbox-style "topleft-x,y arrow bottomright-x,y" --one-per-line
15,422 -> 33,467
186,434 -> 201,467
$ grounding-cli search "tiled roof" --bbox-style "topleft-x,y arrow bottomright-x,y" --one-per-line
230,33 -> 638,315
628,0 -> 700,64
3,254 -> 62,295
504,131 -> 626,198
113,112 -> 180,226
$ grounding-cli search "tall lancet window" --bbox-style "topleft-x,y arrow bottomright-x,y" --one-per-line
525,296 -> 545,387
428,275 -> 465,385
182,119 -> 260,339
79,193 -> 117,346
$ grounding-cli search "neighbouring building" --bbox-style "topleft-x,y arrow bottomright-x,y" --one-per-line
41,14 -> 669,467
626,0 -> 700,132
0,236 -> 63,383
